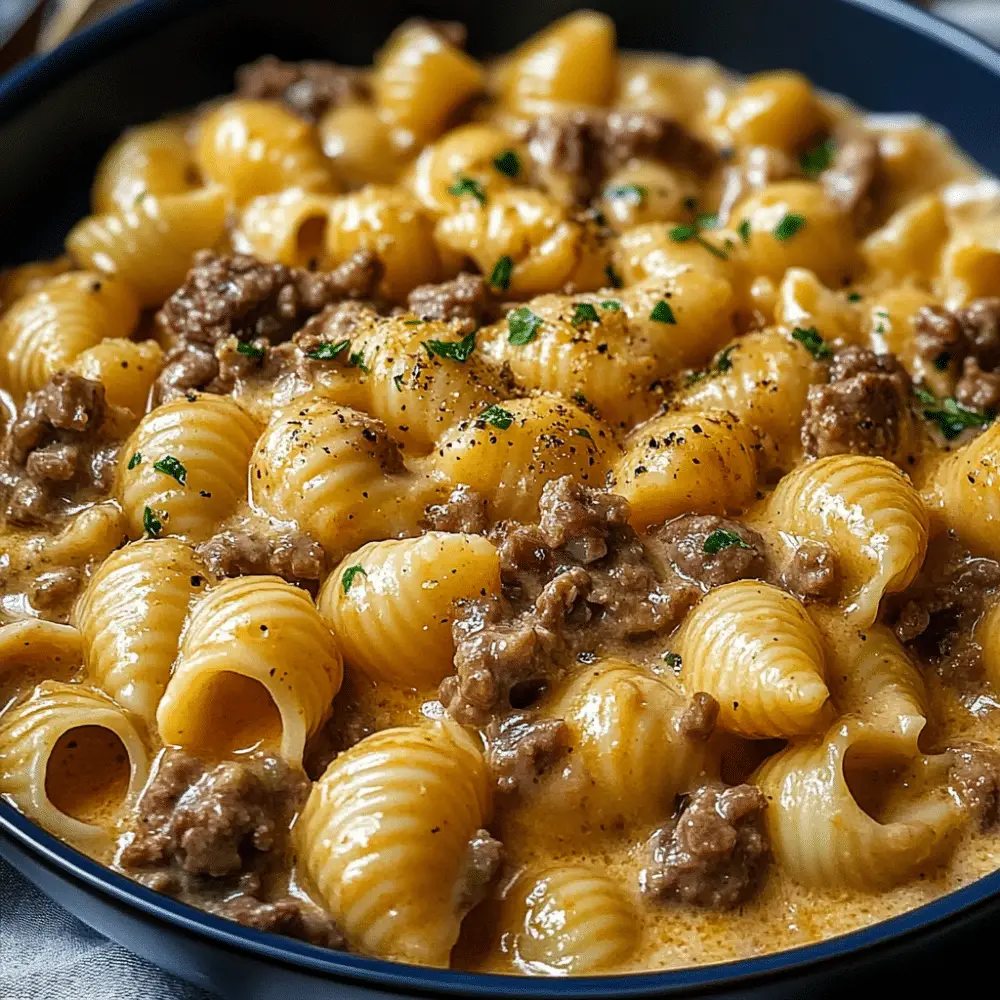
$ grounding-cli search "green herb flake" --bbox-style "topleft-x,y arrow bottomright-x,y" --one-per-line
600,299 -> 622,311
663,651 -> 682,670
341,565 -> 368,593
847,291 -> 863,303
490,255 -> 514,291
695,212 -> 719,230
703,528 -> 751,555
507,306 -> 543,346
738,218 -> 752,245
480,404 -> 514,430
715,345 -> 738,373
236,341 -> 266,361
774,213 -> 807,241
127,452 -> 142,470
152,455 -> 187,486
604,183 -> 647,206
142,506 -> 163,538
448,175 -> 486,204
669,224 -> 698,243
347,350 -> 370,374
572,427 -> 593,440
792,326 -> 832,359
493,149 -> 521,178
571,302 -> 600,327
306,339 -> 350,360
684,369 -> 709,387
604,263 -> 623,289
799,137 -> 836,178
422,330 -> 477,363
695,235 -> 729,260
650,300 -> 676,325
393,374 -> 404,392
914,385 -> 994,441
403,318 -> 424,326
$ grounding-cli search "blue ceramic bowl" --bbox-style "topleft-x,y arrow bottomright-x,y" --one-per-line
2,1 -> 1000,995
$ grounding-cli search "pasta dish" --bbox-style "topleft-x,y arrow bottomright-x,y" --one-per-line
3,10 -> 1000,976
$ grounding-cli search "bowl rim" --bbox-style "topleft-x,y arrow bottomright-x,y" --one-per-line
3,0 -> 1000,994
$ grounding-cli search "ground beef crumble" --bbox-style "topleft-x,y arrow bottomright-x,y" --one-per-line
120,751 -> 343,948
0,372 -> 119,526
678,692 -> 720,742
483,712 -> 570,793
196,528 -> 327,588
946,741 -> 1000,830
780,539 -> 839,600
421,486 -> 490,535
406,273 -> 490,334
640,782 -> 769,908
455,830 -> 505,914
236,56 -> 370,122
801,346 -> 912,460
653,514 -> 766,591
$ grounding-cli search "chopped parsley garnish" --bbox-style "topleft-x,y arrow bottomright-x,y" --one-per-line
236,341 -> 266,360
152,455 -> 187,485
341,565 -> 368,593
914,385 -> 993,440
422,330 -> 477,363
393,374 -> 404,391
571,302 -> 600,327
600,299 -> 621,311
669,219 -> 729,259
774,213 -> 806,241
572,427 -> 593,440
508,306 -> 543,346
695,212 -> 719,230
663,651 -> 682,670
650,300 -> 676,325
493,149 -> 521,178
403,318 -> 424,326
715,344 -> 738,373
347,350 -> 370,374
448,175 -> 486,204
847,291 -> 863,303
792,326 -> 832,359
604,183 -> 647,206
306,339 -> 349,360
142,506 -> 163,538
604,263 -> 623,289
738,218 -> 752,244
799,137 -> 836,178
127,452 -> 141,470
669,224 -> 698,243
703,528 -> 751,555
480,404 -> 514,429
684,369 -> 709,387
490,255 -> 514,290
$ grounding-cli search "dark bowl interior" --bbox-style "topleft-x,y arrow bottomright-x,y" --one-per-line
2,0 -> 1000,996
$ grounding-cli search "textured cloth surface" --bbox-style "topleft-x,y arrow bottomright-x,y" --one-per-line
0,857 -> 216,999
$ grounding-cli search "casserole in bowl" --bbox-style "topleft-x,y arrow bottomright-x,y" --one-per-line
4,0 -> 1000,995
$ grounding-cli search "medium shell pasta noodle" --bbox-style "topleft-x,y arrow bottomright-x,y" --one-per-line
754,720 -> 962,890
157,576 -> 343,764
0,620 -> 82,708
118,393 -> 261,542
0,271 -> 139,400
676,581 -> 830,738
76,539 -> 209,728
66,187 -> 229,307
0,681 -> 149,851
68,338 -> 163,420
233,189 -> 335,268
296,721 -> 492,966
755,455 -> 929,626
319,532 -> 502,688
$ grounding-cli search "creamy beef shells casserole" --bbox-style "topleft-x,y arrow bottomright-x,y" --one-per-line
3,9 -> 1000,976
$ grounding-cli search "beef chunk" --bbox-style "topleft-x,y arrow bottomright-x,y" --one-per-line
602,110 -> 716,175
914,299 -> 1000,397
801,346 -> 911,460
483,712 -> 570,793
196,528 -> 327,586
422,485 -> 489,534
640,783 -> 769,908
780,539 -> 839,600
212,893 -> 345,949
655,514 -> 766,590
678,692 -> 720,742
120,751 -> 307,877
958,297 -> 1000,368
407,273 -> 489,333
28,567 -> 82,612
915,304 -> 964,375
236,55 -> 369,122
946,741 -> 1000,830
154,343 -> 220,405
956,356 -> 1000,412
820,133 -> 881,224
1,372 -> 115,525
455,830 -> 505,914
717,145 -> 797,222
295,299 -> 379,358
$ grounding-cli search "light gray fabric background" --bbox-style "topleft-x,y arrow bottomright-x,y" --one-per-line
0,1 -> 998,998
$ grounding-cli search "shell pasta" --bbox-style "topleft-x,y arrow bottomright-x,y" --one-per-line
5,9 -> 1000,981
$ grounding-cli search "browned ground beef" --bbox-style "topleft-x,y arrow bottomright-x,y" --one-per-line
653,514 -> 766,590
820,133 -> 881,223
780,539 -> 839,600
678,692 -> 720,741
914,304 -> 964,376
801,346 -> 911,460
511,109 -> 715,205
956,356 -> 1000,412
154,250 -> 381,402
455,830 -> 505,914
483,712 -> 570,793
120,751 -> 343,948
640,783 -> 769,908
889,534 -> 1000,684
439,477 -> 696,725
914,299 -> 1000,406
235,56 -> 369,122
196,528 -> 327,587
0,372 -> 118,525
294,300 -> 379,358
421,485 -> 490,534
406,273 -> 489,333
947,741 -> 1000,830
